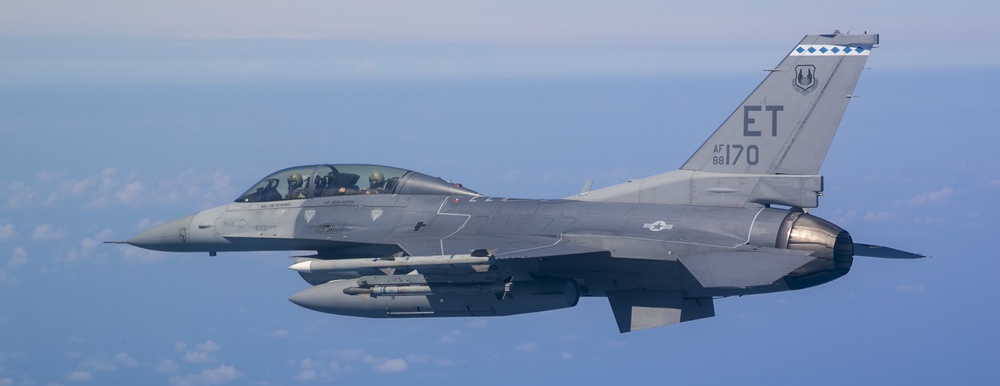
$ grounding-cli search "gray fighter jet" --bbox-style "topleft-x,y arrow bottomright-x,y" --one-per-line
124,32 -> 922,333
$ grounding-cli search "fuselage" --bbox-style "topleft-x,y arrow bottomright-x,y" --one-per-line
129,192 -> 853,299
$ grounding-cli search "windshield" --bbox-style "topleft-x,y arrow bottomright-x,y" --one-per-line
235,164 -> 408,203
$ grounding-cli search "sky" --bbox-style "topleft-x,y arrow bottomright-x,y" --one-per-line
1,2 -> 999,385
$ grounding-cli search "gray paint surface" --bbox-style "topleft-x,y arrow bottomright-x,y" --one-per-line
125,33 -> 920,333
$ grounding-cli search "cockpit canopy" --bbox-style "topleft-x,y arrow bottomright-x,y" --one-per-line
235,164 -> 479,203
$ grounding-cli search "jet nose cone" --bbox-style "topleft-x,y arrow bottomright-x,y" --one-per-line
127,214 -> 195,251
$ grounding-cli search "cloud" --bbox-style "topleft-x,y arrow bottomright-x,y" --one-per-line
31,223 -> 65,240
175,341 -> 188,352
516,342 -> 538,352
66,370 -> 91,382
913,216 -> 945,225
295,357 -> 339,381
157,359 -> 179,374
80,358 -> 117,372
0,270 -> 18,286
268,329 -> 289,338
295,369 -> 316,381
115,181 -> 145,204
7,247 -> 27,270
827,209 -> 856,225
0,377 -> 11,386
0,248 -> 25,285
196,340 -> 221,352
169,364 -> 244,386
370,358 -> 407,373
121,246 -> 168,262
151,170 -> 237,207
465,319 -> 489,328
0,224 -> 15,240
863,211 -> 892,222
438,329 -> 462,343
904,187 -> 955,206
560,352 -> 573,360
75,352 -> 137,373
183,351 -> 215,364
114,352 -> 138,367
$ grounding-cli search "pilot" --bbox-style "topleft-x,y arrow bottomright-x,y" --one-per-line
286,172 -> 307,199
366,171 -> 387,194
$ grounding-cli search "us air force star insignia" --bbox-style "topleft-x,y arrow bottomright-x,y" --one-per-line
643,220 -> 672,232
371,209 -> 383,222
304,209 -> 316,224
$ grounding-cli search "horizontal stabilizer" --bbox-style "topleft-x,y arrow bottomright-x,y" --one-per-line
607,291 -> 714,333
854,243 -> 926,259
678,250 -> 815,288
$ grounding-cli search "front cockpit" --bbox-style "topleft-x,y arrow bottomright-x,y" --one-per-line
235,164 -> 479,203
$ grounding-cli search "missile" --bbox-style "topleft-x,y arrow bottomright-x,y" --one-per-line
342,283 -> 505,296
288,252 -> 494,274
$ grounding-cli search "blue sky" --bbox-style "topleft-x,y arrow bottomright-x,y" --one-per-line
1,2 -> 999,385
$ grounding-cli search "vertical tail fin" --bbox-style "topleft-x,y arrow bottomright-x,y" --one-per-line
577,33 -> 879,208
681,33 -> 878,175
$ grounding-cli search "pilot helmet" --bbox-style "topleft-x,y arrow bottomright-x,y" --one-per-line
369,171 -> 385,186
287,172 -> 304,188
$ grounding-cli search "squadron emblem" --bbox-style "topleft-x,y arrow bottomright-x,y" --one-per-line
793,65 -> 817,95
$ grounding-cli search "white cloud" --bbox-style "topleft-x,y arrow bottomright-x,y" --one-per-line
863,211 -> 892,222
295,358 -> 327,381
151,170 -> 237,207
516,342 -> 538,352
174,341 -> 188,352
196,340 -> 221,352
0,269 -> 18,286
115,181 -> 144,204
157,359 -> 179,374
32,223 -> 65,240
8,247 -> 27,270
37,170 -> 61,182
371,358 -> 407,373
65,178 -> 91,196
79,239 -> 100,257
466,319 -> 488,328
827,208 -> 856,226
268,329 -> 289,338
295,369 -> 316,381
0,224 -> 15,240
560,352 -> 573,360
80,359 -> 115,371
137,217 -> 159,230
0,376 -> 11,386
0,248 -> 26,284
904,187 -> 955,206
169,364 -> 244,386
114,352 -> 138,367
913,216 -> 945,225
66,371 -> 91,382
438,329 -> 462,343
183,351 -> 215,364
121,246 -> 168,262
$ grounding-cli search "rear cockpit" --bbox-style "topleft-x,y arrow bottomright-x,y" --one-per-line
235,164 -> 478,203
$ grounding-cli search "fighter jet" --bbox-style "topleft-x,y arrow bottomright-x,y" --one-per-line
123,32 -> 922,333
